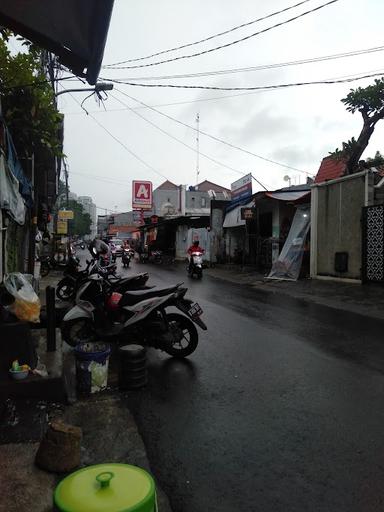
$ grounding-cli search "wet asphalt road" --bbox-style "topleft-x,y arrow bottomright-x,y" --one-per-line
118,259 -> 384,512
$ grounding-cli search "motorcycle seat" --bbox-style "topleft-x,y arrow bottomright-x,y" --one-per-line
119,284 -> 180,307
109,272 -> 148,282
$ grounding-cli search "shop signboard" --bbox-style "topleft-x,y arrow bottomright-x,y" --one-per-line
57,220 -> 68,234
132,181 -> 153,210
231,173 -> 252,201
241,207 -> 256,220
133,210 -> 144,225
58,210 -> 74,220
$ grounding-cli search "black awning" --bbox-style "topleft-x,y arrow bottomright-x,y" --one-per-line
0,0 -> 114,84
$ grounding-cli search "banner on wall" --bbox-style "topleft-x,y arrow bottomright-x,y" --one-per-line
267,205 -> 310,281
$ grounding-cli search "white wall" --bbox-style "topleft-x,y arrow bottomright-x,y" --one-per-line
175,226 -> 211,261
224,227 -> 245,259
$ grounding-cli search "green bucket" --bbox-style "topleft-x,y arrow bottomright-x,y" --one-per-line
54,463 -> 157,512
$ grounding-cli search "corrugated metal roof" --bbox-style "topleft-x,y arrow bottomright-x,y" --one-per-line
0,0 -> 114,85
265,191 -> 310,201
223,201 -> 254,228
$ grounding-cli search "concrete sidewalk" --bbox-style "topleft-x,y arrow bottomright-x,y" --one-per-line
0,271 -> 173,512
0,395 -> 172,512
206,265 -> 384,321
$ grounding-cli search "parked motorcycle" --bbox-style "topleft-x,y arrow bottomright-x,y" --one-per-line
149,250 -> 163,264
40,254 -> 67,277
188,251 -> 204,279
121,248 -> 131,268
139,252 -> 149,263
56,257 -> 87,300
56,257 -> 149,301
61,275 -> 207,358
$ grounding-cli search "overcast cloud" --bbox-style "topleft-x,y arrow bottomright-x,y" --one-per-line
59,0 -> 384,212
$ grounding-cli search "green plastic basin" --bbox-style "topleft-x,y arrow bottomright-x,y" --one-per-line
54,463 -> 157,512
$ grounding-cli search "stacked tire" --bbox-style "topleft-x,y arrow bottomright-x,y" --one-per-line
118,344 -> 147,390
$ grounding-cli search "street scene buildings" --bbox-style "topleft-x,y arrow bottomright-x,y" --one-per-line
2,1 -> 384,511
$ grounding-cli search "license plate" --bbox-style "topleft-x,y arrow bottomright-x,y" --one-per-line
188,302 -> 203,317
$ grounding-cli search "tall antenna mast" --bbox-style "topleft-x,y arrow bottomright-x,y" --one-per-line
196,113 -> 200,185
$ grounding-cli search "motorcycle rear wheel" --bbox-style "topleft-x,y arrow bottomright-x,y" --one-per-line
62,318 -> 96,347
56,278 -> 76,301
163,313 -> 198,358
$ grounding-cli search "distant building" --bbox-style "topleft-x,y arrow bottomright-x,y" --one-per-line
97,215 -> 109,238
152,180 -> 182,217
107,211 -> 139,240
78,196 -> 97,238
68,191 -> 78,201
139,179 -> 231,261
185,180 -> 230,216
151,179 -> 230,218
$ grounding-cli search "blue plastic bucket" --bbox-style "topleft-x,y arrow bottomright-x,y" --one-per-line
74,342 -> 111,394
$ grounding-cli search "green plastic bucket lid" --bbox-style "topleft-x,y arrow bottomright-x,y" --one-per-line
54,463 -> 157,512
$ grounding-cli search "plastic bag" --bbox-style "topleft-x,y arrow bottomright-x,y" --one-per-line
3,273 -> 41,323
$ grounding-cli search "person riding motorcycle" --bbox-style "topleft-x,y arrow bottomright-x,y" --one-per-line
109,241 -> 117,262
187,240 -> 204,273
89,237 -> 112,266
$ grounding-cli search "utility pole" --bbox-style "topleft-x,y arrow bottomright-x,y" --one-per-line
64,161 -> 69,208
63,161 -> 70,260
196,113 -> 200,186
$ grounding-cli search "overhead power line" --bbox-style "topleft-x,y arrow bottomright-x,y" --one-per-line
104,45 -> 384,82
70,170 -> 131,187
60,86 -> 169,181
1,74 -> 79,91
109,91 -> 269,190
62,88 -> 271,115
105,0 -> 340,70
95,205 -> 117,213
104,0 -> 313,67
103,70 -> 384,92
114,87 -> 313,175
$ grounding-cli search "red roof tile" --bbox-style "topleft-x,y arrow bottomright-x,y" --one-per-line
315,156 -> 347,183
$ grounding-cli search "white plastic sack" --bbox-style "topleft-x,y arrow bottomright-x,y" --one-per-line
0,153 -> 26,225
4,272 -> 41,322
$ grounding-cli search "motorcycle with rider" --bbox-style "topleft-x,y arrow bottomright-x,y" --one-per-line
187,240 -> 205,279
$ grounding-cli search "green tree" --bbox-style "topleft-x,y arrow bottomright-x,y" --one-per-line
0,33 -> 63,158
56,180 -> 92,237
67,200 -> 91,238
365,150 -> 384,167
339,78 -> 384,174
58,178 -> 68,199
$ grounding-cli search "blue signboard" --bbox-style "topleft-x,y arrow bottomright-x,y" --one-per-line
231,173 -> 252,201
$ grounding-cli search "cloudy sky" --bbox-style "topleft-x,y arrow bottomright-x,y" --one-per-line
58,0 -> 384,213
